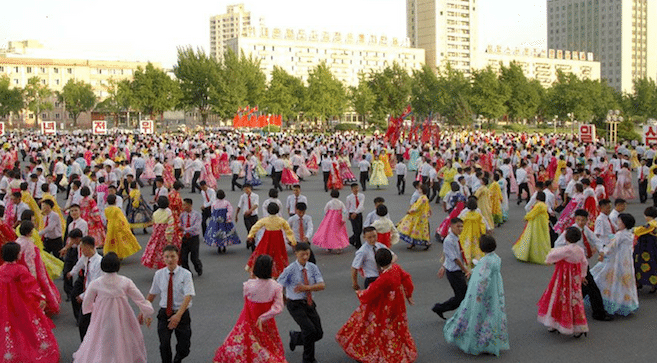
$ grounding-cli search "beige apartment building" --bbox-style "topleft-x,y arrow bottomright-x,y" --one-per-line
481,45 -> 601,87
0,40 -> 156,127
226,27 -> 425,87
407,0 -> 479,76
547,0 -> 657,93
209,4 -> 264,60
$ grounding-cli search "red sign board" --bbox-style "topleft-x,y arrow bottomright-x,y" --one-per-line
92,120 -> 107,135
140,120 -> 154,134
41,121 -> 56,135
579,124 -> 596,143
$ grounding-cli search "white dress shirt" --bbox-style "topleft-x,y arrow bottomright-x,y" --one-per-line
594,213 -> 615,246
39,210 -> 63,239
201,188 -> 216,208
238,193 -> 259,216
346,193 -> 365,214
149,266 -> 196,310
287,214 -> 314,241
71,252 -> 102,299
68,217 -> 89,236
285,194 -> 308,215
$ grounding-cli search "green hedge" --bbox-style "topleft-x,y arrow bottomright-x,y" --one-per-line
334,123 -> 360,131
261,125 -> 281,132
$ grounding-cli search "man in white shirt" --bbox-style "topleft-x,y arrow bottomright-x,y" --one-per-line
153,177 -> 169,208
651,166 -> 657,207
351,226 -> 396,290
287,202 -> 314,245
395,157 -> 407,195
420,157 -> 433,185
271,152 -> 285,192
638,159 -> 649,203
515,161 -> 529,205
609,199 -> 626,230
153,158 -> 165,195
68,236 -> 102,339
594,199 -> 615,247
320,154 -> 332,192
173,155 -> 184,181
346,183 -> 365,248
229,155 -> 243,191
358,155 -> 370,191
235,184 -> 259,250
39,199 -> 63,255
190,154 -> 203,193
28,173 -> 44,202
54,156 -> 67,192
285,185 -> 307,217
199,181 -> 215,236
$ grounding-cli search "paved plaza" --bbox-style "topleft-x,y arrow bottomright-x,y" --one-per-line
53,170 -> 657,362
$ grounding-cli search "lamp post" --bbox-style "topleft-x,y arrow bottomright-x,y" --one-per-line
606,109 -> 621,147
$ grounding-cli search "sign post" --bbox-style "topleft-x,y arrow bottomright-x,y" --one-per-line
92,120 -> 107,135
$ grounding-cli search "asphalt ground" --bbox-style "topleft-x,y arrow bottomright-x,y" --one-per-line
53,170 -> 657,362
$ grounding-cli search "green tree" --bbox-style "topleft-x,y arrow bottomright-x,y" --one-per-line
58,79 -> 97,127
470,66 -> 510,122
173,46 -> 221,126
96,79 -> 133,126
130,63 -> 181,120
263,66 -> 305,123
215,50 -> 267,118
368,63 -> 412,124
0,75 -> 23,121
23,76 -> 53,126
499,62 -> 542,122
410,65 -> 440,119
625,78 -> 657,120
349,73 -> 375,127
303,62 -> 347,128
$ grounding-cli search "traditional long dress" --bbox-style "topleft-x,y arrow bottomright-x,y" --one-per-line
213,279 -> 286,363
18,226 -> 64,280
73,273 -> 154,363
22,191 -> 43,230
339,158 -> 357,184
408,149 -> 419,171
582,187 -> 599,230
370,217 -> 400,247
537,243 -> 589,335
437,192 -> 467,240
489,182 -> 504,225
163,163 -> 176,189
126,189 -> 153,230
205,199 -> 241,248
15,235 -> 61,315
0,263 -> 60,363
0,220 -> 16,264
612,168 -> 636,200
512,202 -> 551,265
245,216 -> 297,278
633,219 -> 657,288
398,195 -> 431,247
458,209 -> 487,267
327,161 -> 344,190
380,153 -> 393,177
474,186 -> 494,230
281,160 -> 300,186
498,179 -> 510,222
554,193 -> 585,234
438,168 -> 457,198
141,208 -> 174,269
444,252 -> 509,356
219,152 -> 231,175
80,196 -> 106,247
201,163 -> 218,189
313,198 -> 349,250
369,160 -> 388,188
168,189 -> 184,246
104,206 -> 142,260
245,161 -> 262,187
590,229 -> 639,316
336,264 -> 417,363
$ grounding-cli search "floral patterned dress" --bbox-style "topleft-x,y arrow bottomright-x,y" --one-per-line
141,208 -> 174,269
397,195 -> 431,247
444,252 -> 509,356
205,199 -> 241,248
80,196 -> 106,247
633,219 -> 657,288
336,264 -> 417,363
168,189 -> 184,248
537,243 -> 589,335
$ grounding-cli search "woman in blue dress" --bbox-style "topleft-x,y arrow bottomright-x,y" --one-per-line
244,156 -> 262,187
408,146 -> 420,172
444,234 -> 510,356
204,189 -> 240,253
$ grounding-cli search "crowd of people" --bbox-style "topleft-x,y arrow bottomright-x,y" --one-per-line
0,128 -> 656,362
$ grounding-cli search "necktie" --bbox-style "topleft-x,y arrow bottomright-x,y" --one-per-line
205,191 -> 209,202
299,217 -> 305,241
45,215 -> 49,228
247,195 -> 251,210
302,268 -> 313,306
166,271 -> 174,317
582,232 -> 593,258
33,182 -> 37,196
608,215 -> 615,233
458,240 -> 468,265
355,195 -> 359,209
155,188 -> 159,199
83,259 -> 90,291
295,195 -> 298,211
186,214 -> 191,228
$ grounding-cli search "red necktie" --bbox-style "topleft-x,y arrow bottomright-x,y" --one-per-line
299,217 -> 305,241
608,216 -> 615,233
33,183 -> 37,196
45,215 -> 49,228
186,214 -> 191,228
156,189 -> 160,199
302,268 -> 313,306
355,195 -> 359,209
166,271 -> 174,317
582,231 -> 593,258
205,191 -> 209,202
247,195 -> 251,210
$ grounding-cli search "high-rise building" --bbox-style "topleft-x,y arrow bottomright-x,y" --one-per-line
406,0 -> 479,75
209,4 -> 264,60
547,0 -> 657,93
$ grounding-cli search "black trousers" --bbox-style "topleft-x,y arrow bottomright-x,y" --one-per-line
43,237 -> 63,257
272,171 -> 283,191
191,171 -> 201,193
287,300 -> 323,363
639,179 -> 648,203
201,207 -> 211,236
55,174 -> 65,192
244,214 -> 259,236
397,175 -> 406,194
505,177 -> 511,197
174,169 -> 182,181
231,174 -> 242,191
323,171 -> 330,192
360,171 -> 368,191
518,182 -> 530,203
653,190 -> 657,208
63,246 -> 79,300
349,213 -> 363,248
364,276 -> 377,289
135,168 -> 144,187
157,309 -> 192,363
433,269 -> 467,313
582,267 -> 607,319
421,175 -> 429,185
181,235 -> 202,275
78,313 -> 91,341
429,182 -> 440,202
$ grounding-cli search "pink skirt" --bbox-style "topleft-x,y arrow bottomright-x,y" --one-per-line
312,209 -> 349,250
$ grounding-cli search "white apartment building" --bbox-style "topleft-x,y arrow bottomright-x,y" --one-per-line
226,27 -> 425,87
407,0 -> 479,75
481,45 -> 601,88
209,4 -> 264,60
547,0 -> 657,93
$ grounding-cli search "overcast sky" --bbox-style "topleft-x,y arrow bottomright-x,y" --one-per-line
0,0 -> 546,68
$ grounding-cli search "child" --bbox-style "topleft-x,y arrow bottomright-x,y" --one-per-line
142,196 -> 175,269
68,236 -> 102,340
537,227 -> 589,337
246,203 -> 297,278
591,213 -> 639,316
104,194 -> 142,260
398,184 -> 432,250
0,242 -> 60,363
433,217 -> 468,320
278,242 -> 325,363
313,189 -> 350,253
370,204 -> 399,247
512,191 -> 551,264
444,235 -> 509,356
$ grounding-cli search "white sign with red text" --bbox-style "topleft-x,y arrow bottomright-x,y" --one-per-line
579,124 -> 596,143
139,120 -> 154,134
41,121 -> 56,135
92,120 -> 107,135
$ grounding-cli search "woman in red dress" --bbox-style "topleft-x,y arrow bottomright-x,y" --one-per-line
0,242 -> 60,363
336,249 -> 417,363
245,203 -> 296,278
0,209 -> 17,264
79,186 -> 106,248
214,255 -> 286,363
326,159 -> 343,190
168,181 -> 184,248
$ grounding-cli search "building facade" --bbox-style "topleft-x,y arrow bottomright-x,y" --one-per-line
406,0 -> 479,75
209,4 -> 264,60
0,40 -> 156,128
226,27 -> 425,87
547,0 -> 657,93
481,46 -> 601,88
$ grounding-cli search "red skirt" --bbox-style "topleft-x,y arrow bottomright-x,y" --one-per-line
378,232 -> 391,248
246,230 -> 289,278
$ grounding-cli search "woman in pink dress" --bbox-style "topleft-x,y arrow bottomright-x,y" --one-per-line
163,160 -> 176,190
73,252 -> 154,363
79,186 -> 106,248
612,163 -> 636,200
213,255 -> 286,363
219,150 -> 231,175
201,159 -> 218,189
312,190 -> 350,252
142,156 -> 156,184
141,197 -> 174,269
306,151 -> 319,174
280,157 -> 300,188
537,226 -> 588,337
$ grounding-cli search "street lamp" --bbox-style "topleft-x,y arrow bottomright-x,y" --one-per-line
606,109 -> 621,147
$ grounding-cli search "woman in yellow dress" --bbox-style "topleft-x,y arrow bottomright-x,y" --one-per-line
512,192 -> 551,264
398,184 -> 432,250
474,177 -> 494,230
15,209 -> 64,279
20,184 -> 43,230
369,156 -> 389,189
554,157 -> 567,184
489,175 -> 504,226
379,151 -> 393,178
457,197 -> 488,268
104,194 -> 142,260
438,160 -> 457,199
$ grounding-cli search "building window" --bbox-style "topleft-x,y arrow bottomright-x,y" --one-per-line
55,79 -> 60,85
14,79 -> 18,85
41,79 -> 46,85
67,68 -> 72,74
27,67 -> 32,73
55,114 -> 60,119
14,67 -> 19,73
0,66 -> 3,72
54,68 -> 59,74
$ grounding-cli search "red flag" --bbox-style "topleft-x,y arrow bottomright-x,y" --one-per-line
400,104 -> 412,119
253,106 -> 259,112
233,114 -> 240,128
